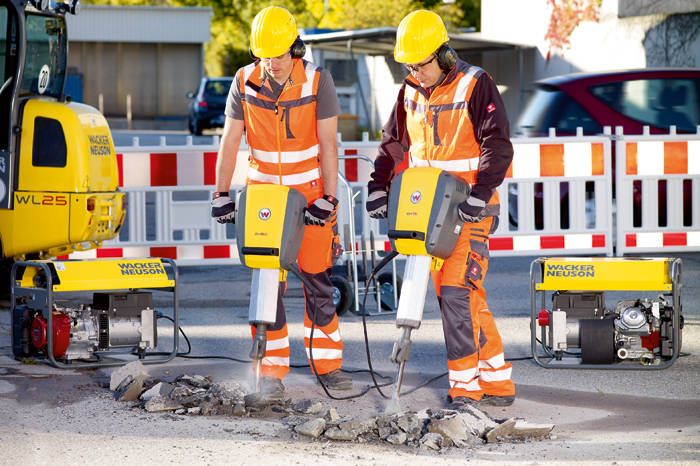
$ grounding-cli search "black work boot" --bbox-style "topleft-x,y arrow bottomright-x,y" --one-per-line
479,394 -> 515,406
317,369 -> 353,390
448,395 -> 479,412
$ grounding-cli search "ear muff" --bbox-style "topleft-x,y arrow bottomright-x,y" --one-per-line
436,44 -> 457,71
290,36 -> 306,59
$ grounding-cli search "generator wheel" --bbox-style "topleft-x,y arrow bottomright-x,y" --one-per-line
330,274 -> 354,316
377,272 -> 402,311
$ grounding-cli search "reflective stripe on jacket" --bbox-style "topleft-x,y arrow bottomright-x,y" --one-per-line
240,59 -> 321,187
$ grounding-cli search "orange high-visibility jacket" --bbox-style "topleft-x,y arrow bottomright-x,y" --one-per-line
239,59 -> 322,187
404,65 -> 484,186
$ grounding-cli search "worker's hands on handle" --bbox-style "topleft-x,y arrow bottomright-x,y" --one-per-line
304,194 -> 338,226
365,188 -> 388,219
458,196 -> 486,223
211,192 -> 236,224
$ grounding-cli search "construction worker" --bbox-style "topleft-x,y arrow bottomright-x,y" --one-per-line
366,10 -> 516,408
211,6 -> 351,396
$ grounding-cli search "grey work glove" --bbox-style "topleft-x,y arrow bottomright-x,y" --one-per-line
304,195 -> 338,226
365,189 -> 388,219
210,192 -> 236,224
457,195 -> 486,223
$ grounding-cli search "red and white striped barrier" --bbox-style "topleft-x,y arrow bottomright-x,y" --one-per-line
616,128 -> 700,255
63,128 -> 699,264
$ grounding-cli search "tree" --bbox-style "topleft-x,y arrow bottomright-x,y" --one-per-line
84,0 -> 480,76
545,0 -> 600,60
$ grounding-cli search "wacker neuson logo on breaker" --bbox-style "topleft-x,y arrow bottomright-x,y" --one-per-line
545,264 -> 595,278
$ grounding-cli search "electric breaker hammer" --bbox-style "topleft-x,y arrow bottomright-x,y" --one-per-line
386,167 -> 468,408
235,184 -> 306,393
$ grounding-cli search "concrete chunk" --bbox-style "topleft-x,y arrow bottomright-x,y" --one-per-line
324,427 -> 357,441
292,399 -> 325,415
140,382 -> 173,401
110,361 -> 147,391
325,407 -> 340,423
486,418 -> 554,443
338,417 -> 377,436
419,432 -> 444,450
295,418 -> 327,438
177,374 -> 212,389
113,374 -> 145,402
386,431 -> 407,445
144,395 -> 184,413
428,411 -> 490,447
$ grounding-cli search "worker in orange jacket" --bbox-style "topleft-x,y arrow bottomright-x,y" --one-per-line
366,10 -> 516,408
212,6 -> 351,397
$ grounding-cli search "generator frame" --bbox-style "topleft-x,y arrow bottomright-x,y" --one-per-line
11,258 -> 179,369
529,257 -> 682,369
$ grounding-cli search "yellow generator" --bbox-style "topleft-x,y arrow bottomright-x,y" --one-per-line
531,257 -> 683,369
11,258 -> 178,368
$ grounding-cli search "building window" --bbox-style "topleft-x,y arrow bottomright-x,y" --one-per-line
33,117 -> 67,167
325,59 -> 357,87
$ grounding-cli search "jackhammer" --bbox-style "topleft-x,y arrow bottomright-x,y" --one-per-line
385,167 -> 468,410
235,184 -> 306,393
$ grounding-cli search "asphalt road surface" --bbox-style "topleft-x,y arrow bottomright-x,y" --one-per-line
1,253 -> 698,464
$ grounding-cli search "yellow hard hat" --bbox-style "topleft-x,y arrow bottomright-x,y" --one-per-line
394,10 -> 449,64
250,6 -> 298,59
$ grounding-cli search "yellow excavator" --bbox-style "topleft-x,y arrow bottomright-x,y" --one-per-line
0,0 -> 124,299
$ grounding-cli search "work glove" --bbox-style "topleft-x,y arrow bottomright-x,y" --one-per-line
457,196 -> 487,223
304,195 -> 338,226
210,192 -> 236,224
365,188 -> 388,219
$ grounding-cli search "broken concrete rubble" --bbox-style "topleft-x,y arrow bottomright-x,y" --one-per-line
111,372 -> 554,450
485,418 -> 554,443
295,418 -> 326,438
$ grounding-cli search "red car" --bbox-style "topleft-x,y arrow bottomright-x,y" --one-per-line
513,69 -> 699,233
517,68 -> 700,137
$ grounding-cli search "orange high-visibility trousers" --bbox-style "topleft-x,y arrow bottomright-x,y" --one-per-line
432,215 -> 515,401
250,180 -> 342,379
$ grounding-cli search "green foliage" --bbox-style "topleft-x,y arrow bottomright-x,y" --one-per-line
83,0 -> 480,76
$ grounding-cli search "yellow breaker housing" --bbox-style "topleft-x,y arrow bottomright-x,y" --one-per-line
387,167 -> 468,259
235,184 -> 306,270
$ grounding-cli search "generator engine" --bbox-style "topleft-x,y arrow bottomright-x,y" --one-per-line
13,291 -> 157,361
537,291 -> 681,365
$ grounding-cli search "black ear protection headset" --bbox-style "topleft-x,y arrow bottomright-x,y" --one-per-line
436,43 -> 458,71
250,36 -> 306,60
290,36 -> 306,58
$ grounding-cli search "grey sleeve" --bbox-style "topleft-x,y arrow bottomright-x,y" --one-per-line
224,69 -> 245,120
316,68 -> 340,120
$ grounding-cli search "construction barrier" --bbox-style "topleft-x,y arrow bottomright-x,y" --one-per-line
65,128 -> 700,263
615,126 -> 700,255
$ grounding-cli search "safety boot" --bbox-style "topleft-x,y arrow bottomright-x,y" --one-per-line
317,369 -> 353,390
479,394 -> 515,406
447,395 -> 479,412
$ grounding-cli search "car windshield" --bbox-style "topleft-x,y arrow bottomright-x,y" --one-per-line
204,80 -> 232,97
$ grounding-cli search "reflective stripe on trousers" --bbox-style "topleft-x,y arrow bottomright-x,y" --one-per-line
434,215 -> 515,401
